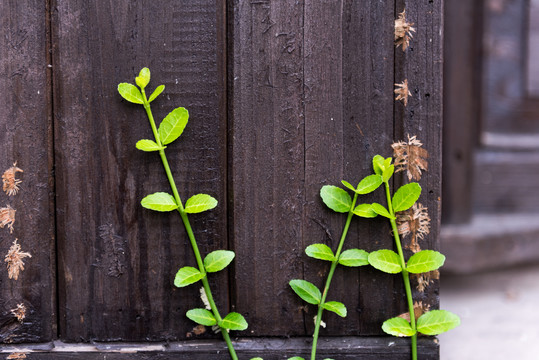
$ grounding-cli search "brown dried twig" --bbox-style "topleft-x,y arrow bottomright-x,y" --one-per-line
396,203 -> 431,253
10,303 -> 26,323
6,353 -> 27,359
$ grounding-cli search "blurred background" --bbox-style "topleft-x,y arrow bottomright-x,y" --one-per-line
441,0 -> 539,358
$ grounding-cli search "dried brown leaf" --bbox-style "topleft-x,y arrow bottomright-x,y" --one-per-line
10,303 -> 26,323
0,205 -> 16,233
396,203 -> 431,253
395,10 -> 416,51
5,239 -> 32,280
398,301 -> 429,322
6,353 -> 27,359
394,79 -> 412,107
392,135 -> 428,181
2,163 -> 23,196
411,270 -> 440,293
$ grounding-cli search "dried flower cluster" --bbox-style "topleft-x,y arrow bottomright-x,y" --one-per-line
412,270 -> 440,293
0,205 -> 16,233
398,301 -> 430,323
396,203 -> 431,253
395,10 -> 415,51
10,303 -> 26,323
2,163 -> 23,196
394,79 -> 412,107
392,135 -> 428,181
5,239 -> 32,281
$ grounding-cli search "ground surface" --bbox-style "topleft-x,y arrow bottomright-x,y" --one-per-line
439,263 -> 539,359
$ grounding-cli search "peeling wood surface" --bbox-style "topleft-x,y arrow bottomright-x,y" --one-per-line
0,0 -> 443,353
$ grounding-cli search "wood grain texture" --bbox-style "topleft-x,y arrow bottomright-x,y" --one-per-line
53,0 -> 228,341
229,0 -> 306,336
0,0 -> 55,343
395,0 -> 443,314
0,338 -> 439,359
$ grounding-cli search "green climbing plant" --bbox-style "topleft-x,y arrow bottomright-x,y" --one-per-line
118,68 -> 246,360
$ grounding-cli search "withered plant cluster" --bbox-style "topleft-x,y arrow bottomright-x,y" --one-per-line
394,10 -> 415,107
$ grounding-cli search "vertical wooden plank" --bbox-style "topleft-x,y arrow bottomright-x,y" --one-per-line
53,0 -> 228,341
0,0 -> 55,343
341,0 -> 398,335
302,0 -> 346,336
229,0 -> 306,336
396,0 -> 443,318
442,0 -> 481,224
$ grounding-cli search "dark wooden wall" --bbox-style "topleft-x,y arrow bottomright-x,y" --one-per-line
1,0 -> 443,357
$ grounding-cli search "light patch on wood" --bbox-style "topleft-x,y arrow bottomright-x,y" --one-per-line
0,205 -> 16,233
2,163 -> 23,196
4,239 -> 31,280
392,135 -> 429,181
395,10 -> 415,51
394,79 -> 412,107
396,203 -> 431,253
98,224 -> 127,278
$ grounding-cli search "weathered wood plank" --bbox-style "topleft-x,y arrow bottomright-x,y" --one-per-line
0,338 -> 439,359
53,0 -> 228,341
0,0 -> 55,343
340,0 -> 398,336
229,0 -> 306,336
442,0 -> 481,224
395,0 -> 443,313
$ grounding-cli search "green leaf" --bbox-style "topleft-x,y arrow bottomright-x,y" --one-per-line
289,279 -> 322,305
136,139 -> 165,152
141,192 -> 178,212
204,250 -> 235,273
250,358 -> 264,360
382,317 -> 416,337
184,194 -> 218,214
392,183 -> 421,212
341,180 -> 356,192
135,67 -> 150,88
417,310 -> 461,335
220,312 -> 248,331
383,157 -> 392,170
356,174 -> 383,194
186,308 -> 217,326
287,357 -> 305,360
382,164 -> 395,183
323,301 -> 347,317
118,83 -> 144,104
368,250 -> 402,274
320,185 -> 352,213
149,85 -> 165,102
174,266 -> 205,287
305,244 -> 335,262
370,203 -> 394,219
338,249 -> 369,267
158,107 -> 189,145
373,155 -> 385,175
353,203 -> 378,218
406,250 -> 446,274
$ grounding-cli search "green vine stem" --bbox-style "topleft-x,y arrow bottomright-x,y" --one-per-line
383,181 -> 417,360
139,89 -> 239,360
311,193 -> 359,360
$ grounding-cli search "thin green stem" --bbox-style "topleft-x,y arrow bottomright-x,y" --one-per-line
140,90 -> 238,360
384,182 -> 417,360
311,193 -> 359,360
